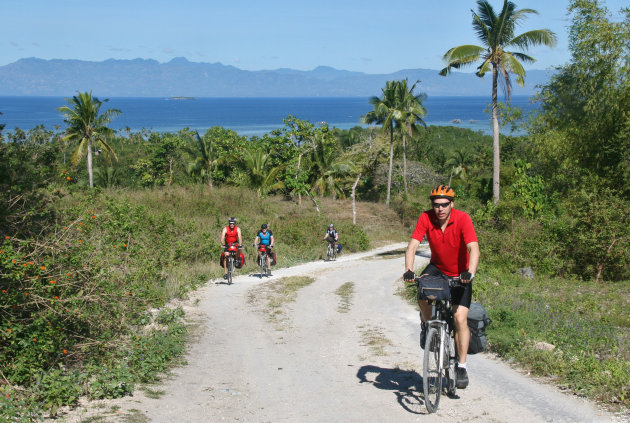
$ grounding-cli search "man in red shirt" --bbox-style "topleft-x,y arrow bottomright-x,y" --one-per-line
403,185 -> 480,389
220,217 -> 243,279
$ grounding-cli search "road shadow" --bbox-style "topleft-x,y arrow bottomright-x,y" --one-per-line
356,365 -> 426,414
415,249 -> 431,259
249,273 -> 271,279
375,248 -> 407,257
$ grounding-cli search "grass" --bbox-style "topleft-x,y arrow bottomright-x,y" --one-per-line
141,387 -> 165,399
475,269 -> 630,409
334,282 -> 355,313
359,325 -> 393,357
248,276 -> 315,325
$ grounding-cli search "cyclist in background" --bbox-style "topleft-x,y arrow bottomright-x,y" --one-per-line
323,223 -> 339,252
254,223 -> 274,275
403,185 -> 480,389
220,217 -> 242,279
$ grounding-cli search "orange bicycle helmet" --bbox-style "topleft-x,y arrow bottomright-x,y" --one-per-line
429,185 -> 455,201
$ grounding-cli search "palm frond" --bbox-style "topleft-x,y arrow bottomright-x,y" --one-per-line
508,29 -> 558,50
441,45 -> 486,75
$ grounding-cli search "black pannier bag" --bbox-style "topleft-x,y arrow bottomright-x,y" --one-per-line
467,302 -> 491,354
417,275 -> 450,301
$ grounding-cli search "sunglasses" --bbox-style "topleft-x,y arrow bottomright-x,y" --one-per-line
432,202 -> 451,209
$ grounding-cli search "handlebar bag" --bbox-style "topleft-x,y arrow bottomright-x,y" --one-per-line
417,275 -> 450,301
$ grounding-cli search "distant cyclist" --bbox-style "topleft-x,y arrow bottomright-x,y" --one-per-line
323,223 -> 339,252
254,223 -> 274,275
403,185 -> 480,389
220,217 -> 242,279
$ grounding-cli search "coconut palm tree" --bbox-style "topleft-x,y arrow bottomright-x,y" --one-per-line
240,148 -> 285,198
396,79 -> 427,195
446,148 -> 472,185
310,136 -> 355,199
185,130 -> 221,188
58,91 -> 121,188
362,80 -> 402,206
439,0 -> 556,204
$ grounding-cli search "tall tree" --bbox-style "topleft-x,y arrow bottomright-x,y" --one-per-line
439,0 -> 556,204
532,0 -> 629,194
58,91 -> 121,188
185,130 -> 219,188
362,81 -> 402,205
310,134 -> 354,199
396,79 -> 427,195
240,148 -> 285,198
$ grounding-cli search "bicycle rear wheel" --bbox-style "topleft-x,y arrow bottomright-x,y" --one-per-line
423,327 -> 442,413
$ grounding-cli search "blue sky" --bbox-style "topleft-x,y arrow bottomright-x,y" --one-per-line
3,0 -> 627,73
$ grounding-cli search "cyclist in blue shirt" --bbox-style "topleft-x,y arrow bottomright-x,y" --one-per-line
254,224 -> 274,275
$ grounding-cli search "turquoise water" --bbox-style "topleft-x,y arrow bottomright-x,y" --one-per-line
0,96 -> 537,136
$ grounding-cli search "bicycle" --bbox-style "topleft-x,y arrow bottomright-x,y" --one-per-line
325,239 -> 337,261
416,276 -> 462,413
223,242 -> 240,285
256,244 -> 270,278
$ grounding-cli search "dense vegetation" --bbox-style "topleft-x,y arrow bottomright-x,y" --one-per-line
0,0 -> 628,419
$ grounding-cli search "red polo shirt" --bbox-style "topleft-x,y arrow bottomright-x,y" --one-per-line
411,208 -> 477,277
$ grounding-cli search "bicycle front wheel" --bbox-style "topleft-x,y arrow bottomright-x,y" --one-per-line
423,327 -> 442,413
259,254 -> 266,278
227,257 -> 234,285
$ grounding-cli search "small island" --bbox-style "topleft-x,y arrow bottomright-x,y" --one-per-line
167,96 -> 196,100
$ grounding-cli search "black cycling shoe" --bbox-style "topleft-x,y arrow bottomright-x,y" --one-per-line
456,366 -> 469,389
223,273 -> 227,280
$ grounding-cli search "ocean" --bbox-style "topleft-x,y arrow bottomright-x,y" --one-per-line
0,96 -> 538,137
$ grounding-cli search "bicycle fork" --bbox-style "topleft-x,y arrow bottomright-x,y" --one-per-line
427,320 -> 449,367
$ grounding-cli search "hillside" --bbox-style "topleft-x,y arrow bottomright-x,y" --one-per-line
0,57 -> 554,97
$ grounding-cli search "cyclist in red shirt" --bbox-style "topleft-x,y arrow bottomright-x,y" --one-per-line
220,217 -> 242,279
403,185 -> 480,389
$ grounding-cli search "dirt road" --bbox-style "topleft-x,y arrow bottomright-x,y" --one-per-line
61,243 -> 621,422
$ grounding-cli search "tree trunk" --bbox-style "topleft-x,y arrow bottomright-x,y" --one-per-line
595,238 -> 618,283
297,152 -> 303,205
308,192 -> 320,213
168,158 -> 174,186
402,128 -> 408,196
491,65 -> 501,205
87,138 -> 94,188
208,161 -> 213,189
386,123 -> 394,206
352,173 -> 362,225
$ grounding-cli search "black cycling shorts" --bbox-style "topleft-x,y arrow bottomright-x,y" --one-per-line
418,263 -> 472,309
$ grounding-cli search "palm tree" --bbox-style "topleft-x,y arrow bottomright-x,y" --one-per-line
58,91 -> 121,188
310,137 -> 354,199
185,130 -> 220,188
240,148 -> 285,198
446,148 -> 472,185
362,81 -> 402,206
396,79 -> 427,195
439,0 -> 556,204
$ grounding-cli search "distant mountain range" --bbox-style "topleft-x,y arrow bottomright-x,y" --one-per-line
0,57 -> 555,97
